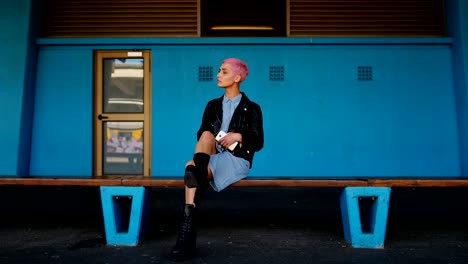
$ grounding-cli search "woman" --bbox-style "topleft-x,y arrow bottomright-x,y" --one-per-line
169,58 -> 264,261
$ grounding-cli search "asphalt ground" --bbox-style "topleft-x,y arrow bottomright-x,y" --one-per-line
0,186 -> 468,264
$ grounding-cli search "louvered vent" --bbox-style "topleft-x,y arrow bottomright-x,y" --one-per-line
289,0 -> 446,37
43,0 -> 199,37
357,66 -> 373,81
198,66 -> 213,81
269,66 -> 285,81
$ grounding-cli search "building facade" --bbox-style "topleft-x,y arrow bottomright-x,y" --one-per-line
1,0 -> 468,178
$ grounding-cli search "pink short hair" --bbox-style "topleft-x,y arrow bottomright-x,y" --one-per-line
223,58 -> 249,82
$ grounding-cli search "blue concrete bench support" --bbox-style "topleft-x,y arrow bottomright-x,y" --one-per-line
340,187 -> 391,249
2,177 -> 467,249
100,186 -> 151,246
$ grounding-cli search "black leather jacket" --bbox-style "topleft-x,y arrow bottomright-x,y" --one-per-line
197,92 -> 264,168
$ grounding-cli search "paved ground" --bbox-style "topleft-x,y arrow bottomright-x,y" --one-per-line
0,186 -> 467,264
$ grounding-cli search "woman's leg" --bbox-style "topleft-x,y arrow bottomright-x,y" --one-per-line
170,132 -> 217,261
184,131 -> 216,205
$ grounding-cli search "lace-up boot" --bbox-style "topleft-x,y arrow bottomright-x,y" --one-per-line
169,204 -> 197,261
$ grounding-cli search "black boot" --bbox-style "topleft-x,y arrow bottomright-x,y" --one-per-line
169,204 -> 197,261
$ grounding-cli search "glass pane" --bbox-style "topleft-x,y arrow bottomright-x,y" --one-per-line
103,121 -> 144,175
103,58 -> 144,113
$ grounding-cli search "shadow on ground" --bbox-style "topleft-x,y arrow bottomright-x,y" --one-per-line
0,186 -> 467,263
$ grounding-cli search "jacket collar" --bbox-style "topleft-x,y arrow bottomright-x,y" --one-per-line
214,92 -> 250,121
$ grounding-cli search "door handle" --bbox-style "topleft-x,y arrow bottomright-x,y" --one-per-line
98,114 -> 109,120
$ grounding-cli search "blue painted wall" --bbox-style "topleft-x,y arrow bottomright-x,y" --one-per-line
30,41 -> 460,177
447,0 -> 468,175
29,47 -> 94,176
1,0 -> 466,178
0,0 -> 40,176
18,0 -> 44,175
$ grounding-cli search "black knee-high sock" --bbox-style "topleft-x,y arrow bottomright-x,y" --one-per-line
194,153 -> 210,206
184,165 -> 198,188
193,152 -> 210,183
184,153 -> 210,189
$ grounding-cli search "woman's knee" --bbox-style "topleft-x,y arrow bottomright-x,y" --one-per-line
196,131 -> 216,154
199,131 -> 215,143
185,160 -> 195,167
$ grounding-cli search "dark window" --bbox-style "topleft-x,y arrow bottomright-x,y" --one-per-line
201,0 -> 286,37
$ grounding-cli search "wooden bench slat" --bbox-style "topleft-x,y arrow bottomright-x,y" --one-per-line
368,179 -> 468,187
1,177 -> 468,188
0,177 -> 123,186
0,177 -> 369,187
118,178 -> 369,187
231,179 -> 368,187
121,178 -> 183,187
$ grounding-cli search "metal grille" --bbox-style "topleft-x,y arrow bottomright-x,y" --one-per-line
358,66 -> 373,81
269,66 -> 285,81
198,66 -> 213,81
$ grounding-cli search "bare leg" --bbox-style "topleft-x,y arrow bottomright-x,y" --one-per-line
185,131 -> 216,205
194,131 -> 217,154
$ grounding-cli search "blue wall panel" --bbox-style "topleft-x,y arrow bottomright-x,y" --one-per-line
30,47 -> 93,176
17,0 -> 44,175
447,0 -> 468,175
152,45 -> 459,177
30,44 -> 460,177
0,0 -> 31,176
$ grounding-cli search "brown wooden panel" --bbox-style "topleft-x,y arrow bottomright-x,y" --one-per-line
289,0 -> 446,37
43,0 -> 445,38
44,0 -> 199,37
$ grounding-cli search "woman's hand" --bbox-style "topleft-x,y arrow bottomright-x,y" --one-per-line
218,132 -> 242,149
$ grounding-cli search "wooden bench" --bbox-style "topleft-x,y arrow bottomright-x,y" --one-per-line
1,176 -> 467,248
0,177 -> 367,187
